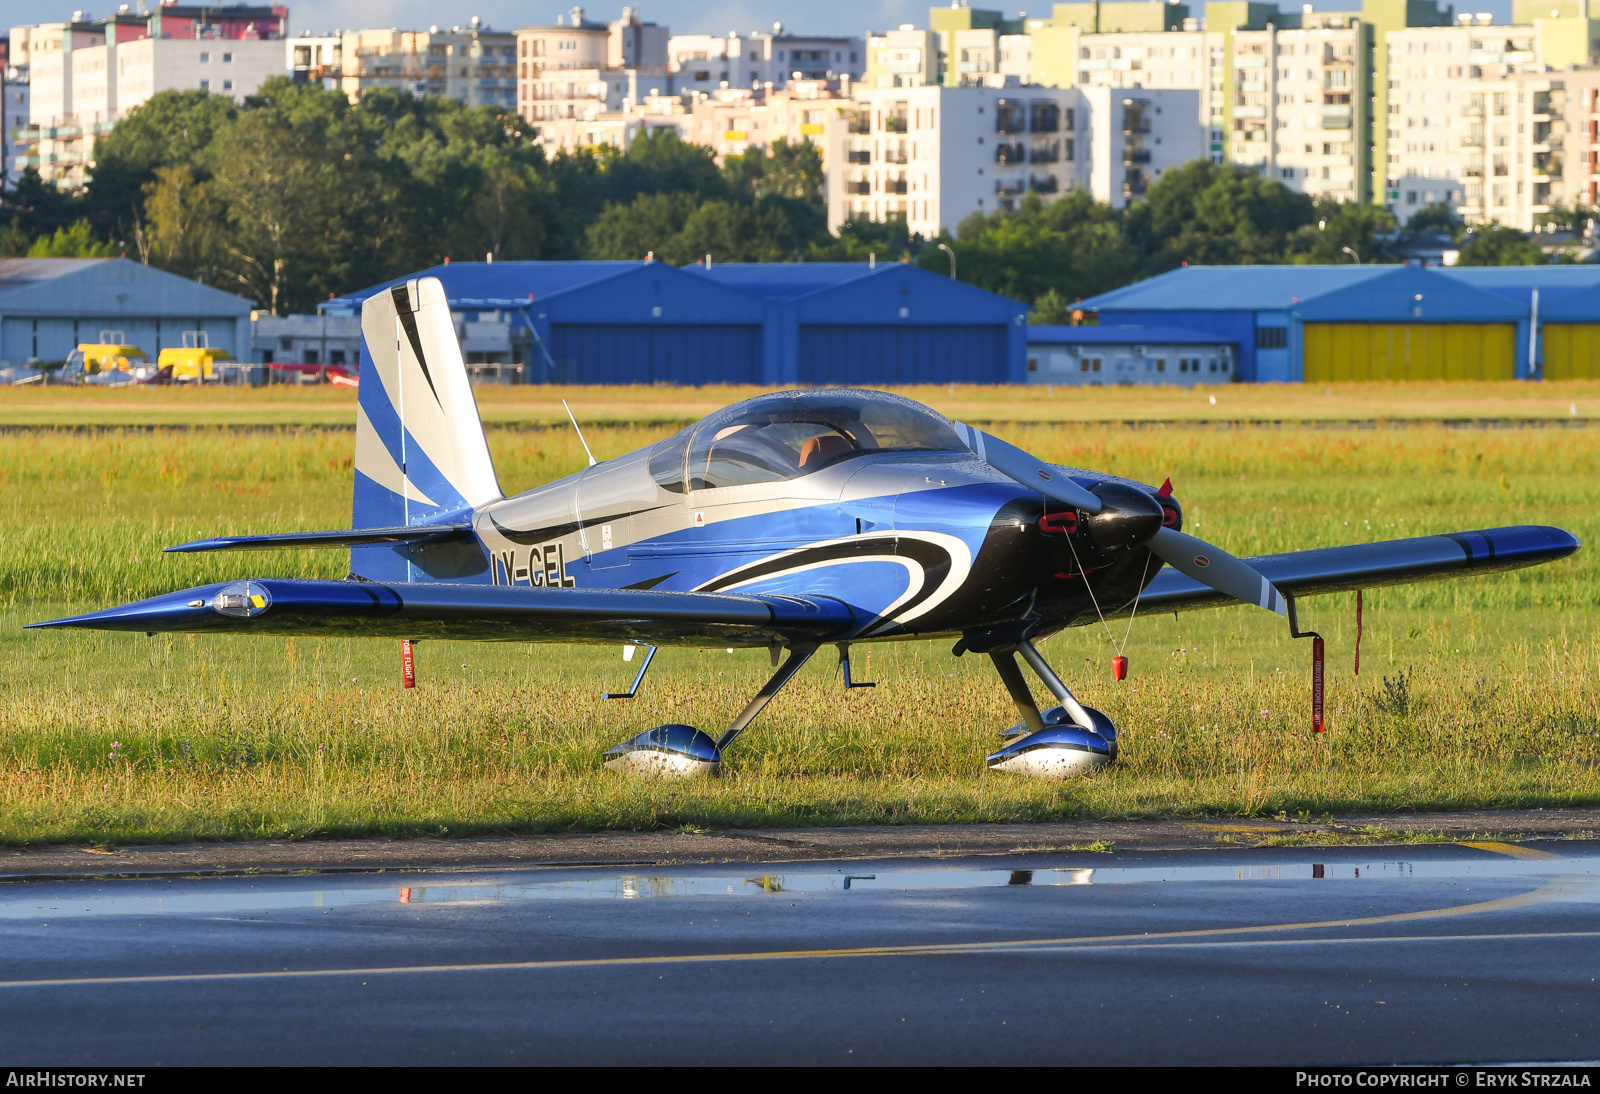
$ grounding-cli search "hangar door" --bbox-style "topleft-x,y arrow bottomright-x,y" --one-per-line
1540,324 -> 1600,380
1302,323 -> 1515,381
798,324 -> 1008,385
547,324 -> 761,385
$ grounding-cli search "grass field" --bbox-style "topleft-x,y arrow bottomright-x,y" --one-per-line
1,382 -> 1595,846
4,377 -> 1600,428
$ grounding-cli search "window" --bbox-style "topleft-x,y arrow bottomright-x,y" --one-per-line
222,52 -> 232,62
304,350 -> 319,364
1256,326 -> 1288,350
222,79 -> 233,90
200,79 -> 210,90
684,391 -> 964,491
199,52 -> 210,62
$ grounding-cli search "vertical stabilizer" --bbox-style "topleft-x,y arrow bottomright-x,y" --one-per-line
351,278 -> 502,582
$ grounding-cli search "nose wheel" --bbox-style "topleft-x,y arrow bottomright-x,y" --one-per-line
985,639 -> 1117,779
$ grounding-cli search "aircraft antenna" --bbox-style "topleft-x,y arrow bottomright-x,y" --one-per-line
564,399 -> 597,466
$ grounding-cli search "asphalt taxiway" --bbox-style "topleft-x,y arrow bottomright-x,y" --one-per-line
4,838 -> 1600,1065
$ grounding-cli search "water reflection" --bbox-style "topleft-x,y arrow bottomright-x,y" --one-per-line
6,853 -> 1592,920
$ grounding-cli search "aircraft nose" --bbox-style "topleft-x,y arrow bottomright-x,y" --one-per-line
1083,482 -> 1164,555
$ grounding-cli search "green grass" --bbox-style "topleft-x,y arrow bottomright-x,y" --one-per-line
1,410 -> 1596,846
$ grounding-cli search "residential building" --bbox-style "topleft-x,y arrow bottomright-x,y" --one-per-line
668,29 -> 862,94
517,7 -> 669,130
1561,69 -> 1600,208
341,21 -> 517,109
289,33 -> 342,88
3,58 -> 26,186
532,90 -> 690,152
829,84 -> 1203,237
686,80 -> 848,164
864,27 -> 941,88
10,5 -> 288,187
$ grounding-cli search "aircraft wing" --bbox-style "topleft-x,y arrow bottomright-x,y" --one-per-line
26,580 -> 855,648
1139,525 -> 1579,614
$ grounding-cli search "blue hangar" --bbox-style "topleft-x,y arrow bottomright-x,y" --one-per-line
1075,264 -> 1600,383
323,260 -> 1030,385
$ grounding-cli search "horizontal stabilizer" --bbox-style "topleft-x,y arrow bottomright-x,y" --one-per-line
1140,525 -> 1579,614
27,579 -> 856,648
164,526 -> 473,553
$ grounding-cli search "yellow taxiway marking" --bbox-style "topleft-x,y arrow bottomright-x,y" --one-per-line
0,875 -> 1588,991
1458,841 -> 1563,860
1188,823 -> 1289,834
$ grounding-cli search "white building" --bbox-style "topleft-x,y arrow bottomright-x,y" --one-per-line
3,68 -> 28,186
829,84 -> 1202,237
341,22 -> 517,109
289,34 -> 343,89
517,7 -> 668,129
668,28 -> 863,94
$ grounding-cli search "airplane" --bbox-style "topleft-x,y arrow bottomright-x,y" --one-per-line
30,278 -> 1581,779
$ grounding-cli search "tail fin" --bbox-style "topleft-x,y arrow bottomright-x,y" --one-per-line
354,277 -> 502,531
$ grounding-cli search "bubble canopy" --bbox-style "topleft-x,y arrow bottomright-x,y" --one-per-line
648,390 -> 966,493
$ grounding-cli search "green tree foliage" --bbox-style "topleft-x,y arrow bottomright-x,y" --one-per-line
807,216 -> 915,262
1405,201 -> 1462,237
1289,200 -> 1398,263
1453,224 -> 1548,266
26,219 -> 119,257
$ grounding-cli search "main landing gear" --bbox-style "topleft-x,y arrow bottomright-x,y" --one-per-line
602,643 -> 819,778
984,639 -> 1118,780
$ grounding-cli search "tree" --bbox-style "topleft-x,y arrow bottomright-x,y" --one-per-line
1290,199 -> 1397,263
1031,287 -> 1072,324
1405,201 -> 1462,237
25,219 -> 118,257
916,191 -> 1134,303
1125,160 -> 1316,272
807,216 -> 915,262
1453,225 -> 1547,266
584,191 -> 701,261
142,164 -> 219,278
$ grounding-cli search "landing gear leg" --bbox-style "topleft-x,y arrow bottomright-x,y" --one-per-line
716,643 -> 819,752
602,643 -> 818,777
986,640 -> 1117,779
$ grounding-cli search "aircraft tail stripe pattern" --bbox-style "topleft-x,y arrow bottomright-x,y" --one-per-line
354,277 -> 502,531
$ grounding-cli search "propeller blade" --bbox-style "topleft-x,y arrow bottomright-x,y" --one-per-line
953,422 -> 1104,515
1149,526 -> 1288,616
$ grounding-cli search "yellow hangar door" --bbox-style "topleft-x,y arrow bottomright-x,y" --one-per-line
1302,323 -> 1516,382
1540,324 -> 1600,380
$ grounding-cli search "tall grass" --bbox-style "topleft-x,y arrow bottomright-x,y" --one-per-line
0,420 -> 1594,844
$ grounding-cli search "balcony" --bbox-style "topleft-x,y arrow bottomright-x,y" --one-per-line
1124,148 -> 1153,165
1029,143 -> 1060,164
1030,174 -> 1059,194
884,177 -> 908,195
995,99 -> 1026,134
996,178 -> 1026,196
996,142 -> 1026,166
847,116 -> 870,134
882,115 -> 907,133
1029,103 -> 1060,133
846,179 -> 871,195
847,149 -> 871,164
881,148 -> 908,164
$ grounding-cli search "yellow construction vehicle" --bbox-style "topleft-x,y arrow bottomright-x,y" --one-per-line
157,331 -> 235,384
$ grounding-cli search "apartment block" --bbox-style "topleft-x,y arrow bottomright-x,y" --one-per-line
668,30 -> 862,94
526,91 -> 690,153
517,8 -> 667,129
864,27 -> 941,88
341,22 -> 516,109
1562,69 -> 1600,207
685,82 -> 848,163
829,84 -> 1202,237
4,65 -> 27,186
289,34 -> 342,88
11,5 -> 287,187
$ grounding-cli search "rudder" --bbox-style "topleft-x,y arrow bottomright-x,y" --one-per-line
352,278 -> 502,580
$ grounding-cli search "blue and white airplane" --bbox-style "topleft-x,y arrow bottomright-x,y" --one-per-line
31,278 -> 1581,778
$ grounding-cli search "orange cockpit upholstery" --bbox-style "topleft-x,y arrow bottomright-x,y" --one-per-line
798,433 -> 852,469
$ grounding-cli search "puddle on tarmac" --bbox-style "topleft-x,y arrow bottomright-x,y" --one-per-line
5,852 -> 1599,919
